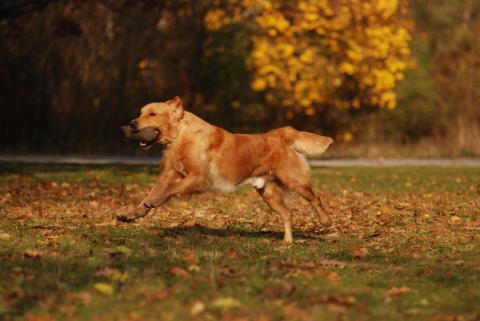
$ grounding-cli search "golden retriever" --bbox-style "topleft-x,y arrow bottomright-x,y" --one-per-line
118,97 -> 333,243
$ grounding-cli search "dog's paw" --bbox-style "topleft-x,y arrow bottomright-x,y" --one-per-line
117,206 -> 150,223
116,208 -> 143,223
116,213 -> 137,223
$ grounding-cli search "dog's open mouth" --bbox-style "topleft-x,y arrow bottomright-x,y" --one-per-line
121,126 -> 159,149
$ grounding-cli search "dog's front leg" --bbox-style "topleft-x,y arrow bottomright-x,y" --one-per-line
142,173 -> 208,209
117,167 -> 181,222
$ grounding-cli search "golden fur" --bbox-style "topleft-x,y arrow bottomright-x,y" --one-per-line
117,97 -> 334,243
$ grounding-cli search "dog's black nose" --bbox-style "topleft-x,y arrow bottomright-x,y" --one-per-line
129,120 -> 138,130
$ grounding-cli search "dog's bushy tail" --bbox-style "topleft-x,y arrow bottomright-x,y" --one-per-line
268,126 -> 333,158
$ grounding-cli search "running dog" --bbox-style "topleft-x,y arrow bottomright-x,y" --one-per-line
118,97 -> 333,243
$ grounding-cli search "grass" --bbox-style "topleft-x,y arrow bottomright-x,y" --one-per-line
0,163 -> 479,321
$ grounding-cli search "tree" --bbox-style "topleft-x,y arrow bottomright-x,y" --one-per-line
409,0 -> 480,151
205,0 -> 413,118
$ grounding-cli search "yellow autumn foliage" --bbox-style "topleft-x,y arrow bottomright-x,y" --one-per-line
204,0 -> 412,113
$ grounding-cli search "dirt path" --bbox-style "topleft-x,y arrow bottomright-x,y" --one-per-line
0,155 -> 479,167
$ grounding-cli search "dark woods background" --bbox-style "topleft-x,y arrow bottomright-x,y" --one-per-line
1,0 -> 479,156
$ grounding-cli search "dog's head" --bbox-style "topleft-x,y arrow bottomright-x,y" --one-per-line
121,96 -> 184,150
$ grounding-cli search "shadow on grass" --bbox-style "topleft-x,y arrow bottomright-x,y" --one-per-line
160,224 -> 329,241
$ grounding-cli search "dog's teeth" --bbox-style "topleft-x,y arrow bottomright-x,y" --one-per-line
140,141 -> 147,147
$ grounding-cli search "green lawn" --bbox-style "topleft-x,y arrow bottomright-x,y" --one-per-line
0,164 -> 479,321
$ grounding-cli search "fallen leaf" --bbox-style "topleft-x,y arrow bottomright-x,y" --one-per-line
326,271 -> 341,283
454,260 -> 465,267
351,243 -> 368,260
115,245 -> 132,255
169,266 -> 191,278
318,259 -> 347,269
323,294 -> 356,306
0,192 -> 12,204
212,297 -> 241,310
265,281 -> 295,298
93,282 -> 114,296
419,298 -> 429,306
188,264 -> 201,273
450,216 -> 462,224
394,203 -> 407,210
66,292 -> 92,305
303,260 -> 316,269
220,265 -> 237,278
0,231 -> 11,239
143,290 -> 171,301
385,286 -> 411,302
225,248 -> 239,259
190,301 -> 205,316
89,200 -> 99,208
106,245 -> 132,259
24,249 -> 42,259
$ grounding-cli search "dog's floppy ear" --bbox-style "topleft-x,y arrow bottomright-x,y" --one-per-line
167,96 -> 184,121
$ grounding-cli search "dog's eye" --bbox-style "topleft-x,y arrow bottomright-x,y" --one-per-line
149,112 -> 156,117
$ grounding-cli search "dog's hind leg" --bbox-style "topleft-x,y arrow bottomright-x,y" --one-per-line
292,184 -> 332,227
257,182 -> 293,243
274,156 -> 332,229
